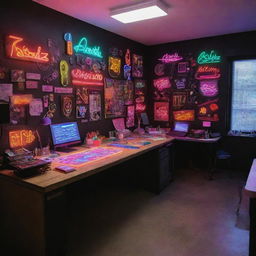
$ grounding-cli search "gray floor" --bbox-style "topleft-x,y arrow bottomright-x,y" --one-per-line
67,168 -> 249,256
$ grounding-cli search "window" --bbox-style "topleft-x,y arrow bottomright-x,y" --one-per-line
231,59 -> 256,132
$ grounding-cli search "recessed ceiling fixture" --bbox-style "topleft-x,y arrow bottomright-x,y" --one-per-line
110,0 -> 169,24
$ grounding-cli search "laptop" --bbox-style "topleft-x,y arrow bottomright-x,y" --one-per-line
169,122 -> 189,137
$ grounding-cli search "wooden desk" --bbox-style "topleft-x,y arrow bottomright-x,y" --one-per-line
245,159 -> 256,256
0,136 -> 174,256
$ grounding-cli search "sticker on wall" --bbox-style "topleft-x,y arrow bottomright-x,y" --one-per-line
61,95 -> 73,118
0,83 -> 13,102
178,62 -> 189,73
9,129 -> 35,148
29,98 -> 43,116
132,54 -> 143,78
54,87 -> 73,94
198,99 -> 219,122
158,53 -> 183,63
60,60 -> 70,86
26,80 -> 38,89
154,102 -> 169,121
153,77 -> 171,101
175,78 -> 186,89
195,66 -> 221,80
64,33 -> 73,56
6,35 -> 49,63
71,68 -> 104,86
104,78 -> 125,118
26,73 -> 41,80
89,91 -> 102,121
74,37 -> 103,58
123,80 -> 134,105
199,80 -> 218,97
126,105 -> 135,128
197,50 -> 221,64
154,63 -> 165,76
173,110 -> 195,121
42,85 -> 53,92
108,56 -> 121,78
173,91 -> 188,109
11,70 -> 25,82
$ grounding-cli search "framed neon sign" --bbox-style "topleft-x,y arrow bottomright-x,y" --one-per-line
6,35 -> 49,63
9,129 -> 36,148
74,37 -> 103,58
154,102 -> 169,121
158,53 -> 183,63
71,68 -> 104,86
197,50 -> 221,64
173,110 -> 195,121
195,65 -> 221,80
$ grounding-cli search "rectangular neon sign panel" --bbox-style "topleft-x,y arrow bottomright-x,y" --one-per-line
9,129 -> 36,148
71,68 -> 104,86
173,110 -> 195,121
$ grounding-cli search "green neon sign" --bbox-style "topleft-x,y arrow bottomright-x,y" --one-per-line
197,50 -> 221,64
74,37 -> 103,58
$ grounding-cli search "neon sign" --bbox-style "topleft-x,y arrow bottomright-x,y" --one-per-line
198,99 -> 219,122
199,80 -> 218,97
11,94 -> 33,105
71,68 -> 104,86
9,129 -> 36,148
195,65 -> 221,80
173,110 -> 195,121
154,102 -> 169,121
108,57 -> 121,78
64,33 -> 73,56
74,37 -> 103,58
60,60 -> 69,86
153,77 -> 171,91
6,35 -> 49,63
197,50 -> 221,64
158,53 -> 183,63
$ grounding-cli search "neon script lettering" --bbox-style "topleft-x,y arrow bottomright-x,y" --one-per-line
71,69 -> 104,86
74,37 -> 103,58
9,130 -> 35,148
158,53 -> 183,63
195,65 -> 221,80
197,50 -> 221,64
6,35 -> 49,63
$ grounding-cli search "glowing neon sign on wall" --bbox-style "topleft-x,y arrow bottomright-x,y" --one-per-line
9,129 -> 36,148
74,37 -> 103,58
158,53 -> 183,63
6,35 -> 49,63
71,68 -> 104,86
197,50 -> 221,64
64,33 -> 73,55
195,65 -> 221,80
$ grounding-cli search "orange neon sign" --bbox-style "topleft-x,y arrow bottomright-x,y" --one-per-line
9,130 -> 36,148
6,35 -> 49,63
173,110 -> 195,121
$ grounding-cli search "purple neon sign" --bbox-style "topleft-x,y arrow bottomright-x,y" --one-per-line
158,53 -> 183,63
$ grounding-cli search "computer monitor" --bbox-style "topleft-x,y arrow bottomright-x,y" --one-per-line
50,122 -> 81,150
173,122 -> 189,132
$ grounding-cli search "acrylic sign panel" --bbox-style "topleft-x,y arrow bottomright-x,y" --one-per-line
132,54 -> 143,78
6,35 -> 49,63
126,105 -> 135,128
199,80 -> 218,97
108,57 -> 121,78
154,102 -> 169,121
89,91 -> 102,121
173,110 -> 195,121
71,68 -> 104,86
9,129 -> 36,148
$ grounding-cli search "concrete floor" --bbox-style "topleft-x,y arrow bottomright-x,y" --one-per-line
67,168 -> 249,256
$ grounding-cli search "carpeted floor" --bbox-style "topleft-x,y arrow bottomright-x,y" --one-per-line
66,168 -> 249,256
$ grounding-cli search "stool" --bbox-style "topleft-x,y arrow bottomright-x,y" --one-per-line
210,150 -> 232,179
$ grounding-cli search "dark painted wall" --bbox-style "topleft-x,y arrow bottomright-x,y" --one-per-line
0,3 -> 148,150
148,31 -> 256,171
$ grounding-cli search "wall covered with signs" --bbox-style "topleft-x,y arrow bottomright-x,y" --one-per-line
0,3 -> 147,150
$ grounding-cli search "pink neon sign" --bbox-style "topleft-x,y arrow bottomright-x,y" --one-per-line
158,53 -> 183,63
153,77 -> 171,91
199,80 -> 218,97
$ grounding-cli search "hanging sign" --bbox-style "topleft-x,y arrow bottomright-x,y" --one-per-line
9,129 -> 36,148
71,68 -> 104,86
6,35 -> 49,63
74,37 -> 103,58
158,53 -> 183,63
195,65 -> 221,80
197,50 -> 221,64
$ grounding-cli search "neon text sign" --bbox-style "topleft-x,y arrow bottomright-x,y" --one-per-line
199,80 -> 218,97
158,53 -> 183,63
9,129 -> 36,148
6,35 -> 49,63
153,77 -> 171,91
64,33 -> 73,55
173,110 -> 195,121
197,50 -> 221,64
195,65 -> 221,80
74,37 -> 103,58
71,68 -> 104,86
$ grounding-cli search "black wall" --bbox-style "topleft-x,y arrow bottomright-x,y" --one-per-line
0,3 -> 148,150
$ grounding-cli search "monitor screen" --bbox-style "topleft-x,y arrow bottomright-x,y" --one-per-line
50,122 -> 81,147
174,122 -> 189,132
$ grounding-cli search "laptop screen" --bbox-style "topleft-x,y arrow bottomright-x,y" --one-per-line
174,122 -> 189,132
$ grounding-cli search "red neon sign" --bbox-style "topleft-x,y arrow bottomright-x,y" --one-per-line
6,35 -> 49,63
195,65 -> 220,80
71,69 -> 104,86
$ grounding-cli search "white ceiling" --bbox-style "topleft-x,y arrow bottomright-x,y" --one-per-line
34,0 -> 256,45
